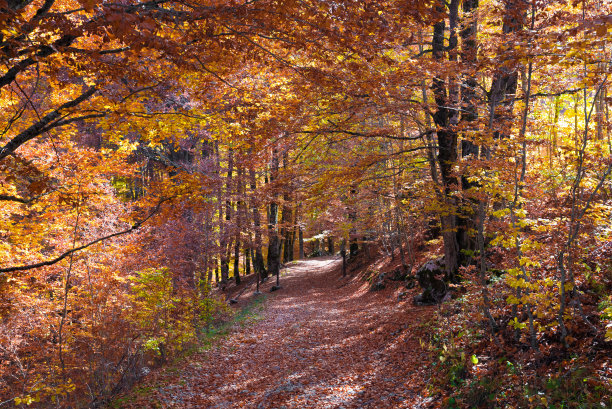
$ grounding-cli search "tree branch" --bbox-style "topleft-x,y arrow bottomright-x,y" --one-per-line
0,194 -> 29,203
0,34 -> 76,89
0,196 -> 174,274
0,86 -> 97,161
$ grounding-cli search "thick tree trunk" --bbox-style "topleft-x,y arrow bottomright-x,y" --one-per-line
349,238 -> 358,258
431,0 -> 461,280
458,0 -> 480,260
487,0 -> 524,142
313,238 -> 320,255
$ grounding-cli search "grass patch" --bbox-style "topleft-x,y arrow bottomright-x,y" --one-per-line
109,385 -> 162,409
198,293 -> 267,351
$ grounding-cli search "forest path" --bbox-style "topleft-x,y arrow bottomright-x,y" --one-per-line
120,256 -> 436,409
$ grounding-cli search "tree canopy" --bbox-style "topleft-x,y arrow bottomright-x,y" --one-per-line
0,0 -> 610,407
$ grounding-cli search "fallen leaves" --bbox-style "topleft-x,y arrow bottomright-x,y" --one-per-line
116,256 -> 438,409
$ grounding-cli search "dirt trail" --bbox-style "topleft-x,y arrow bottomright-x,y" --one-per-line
121,256 -> 436,409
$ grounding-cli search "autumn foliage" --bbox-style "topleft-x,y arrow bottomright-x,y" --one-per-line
0,0 -> 610,407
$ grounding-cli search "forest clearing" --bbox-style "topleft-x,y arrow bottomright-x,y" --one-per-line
0,0 -> 611,408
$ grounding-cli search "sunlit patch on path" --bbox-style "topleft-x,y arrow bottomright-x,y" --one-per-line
119,256 -> 435,409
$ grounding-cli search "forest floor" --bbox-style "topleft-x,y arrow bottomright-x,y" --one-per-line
115,256 -> 439,409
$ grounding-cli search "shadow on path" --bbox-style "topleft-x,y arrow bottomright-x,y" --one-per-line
120,256 -> 436,409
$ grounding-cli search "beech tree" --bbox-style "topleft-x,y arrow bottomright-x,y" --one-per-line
0,0 -> 610,407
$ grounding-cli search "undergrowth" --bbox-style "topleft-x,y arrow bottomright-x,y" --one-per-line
422,296 -> 612,409
110,294 -> 267,408
198,294 -> 267,351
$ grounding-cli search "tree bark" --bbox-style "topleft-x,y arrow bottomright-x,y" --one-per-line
233,165 -> 244,285
280,152 -> 295,263
458,0 -> 480,260
249,164 -> 267,279
267,148 -> 281,286
341,239 -> 347,277
431,0 -> 461,280
487,0 -> 525,143
349,187 -> 359,257
298,227 -> 304,259
233,238 -> 240,285
245,247 -> 251,276
220,148 -> 234,285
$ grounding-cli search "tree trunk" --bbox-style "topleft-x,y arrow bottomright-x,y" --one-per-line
233,165 -> 244,285
487,0 -> 524,142
349,238 -> 358,258
281,204 -> 293,262
204,214 -> 213,284
233,238 -> 240,285
299,227 -> 304,259
267,148 -> 281,285
220,147 -> 234,285
348,188 -> 359,258
214,258 -> 219,285
245,248 -> 251,276
341,239 -> 347,277
431,0 -> 461,280
458,0 -> 480,261
249,164 -> 266,279
395,209 -> 408,275
233,164 -> 241,286
280,152 -> 294,263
